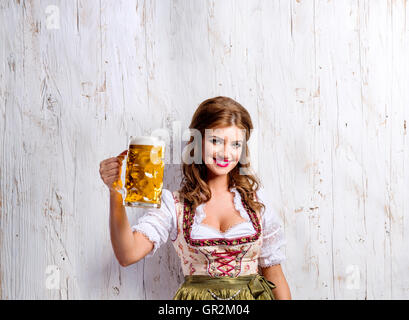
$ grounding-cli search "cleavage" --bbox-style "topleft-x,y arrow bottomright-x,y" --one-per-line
200,203 -> 247,234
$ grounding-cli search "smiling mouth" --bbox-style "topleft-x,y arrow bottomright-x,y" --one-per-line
213,157 -> 230,167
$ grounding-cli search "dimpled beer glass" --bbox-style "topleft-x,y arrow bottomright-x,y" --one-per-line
114,136 -> 165,208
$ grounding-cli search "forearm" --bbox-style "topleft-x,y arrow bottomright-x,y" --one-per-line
261,264 -> 292,300
109,190 -> 138,265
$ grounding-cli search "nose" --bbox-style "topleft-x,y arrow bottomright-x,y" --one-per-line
216,145 -> 235,160
216,155 -> 230,161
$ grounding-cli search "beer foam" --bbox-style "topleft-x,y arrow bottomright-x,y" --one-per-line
129,136 -> 165,147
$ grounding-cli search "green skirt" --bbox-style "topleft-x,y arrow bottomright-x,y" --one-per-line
173,274 -> 276,300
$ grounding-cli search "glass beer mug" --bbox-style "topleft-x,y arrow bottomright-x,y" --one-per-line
113,136 -> 165,208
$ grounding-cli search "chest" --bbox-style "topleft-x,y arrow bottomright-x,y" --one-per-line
200,200 -> 247,234
172,193 -> 263,277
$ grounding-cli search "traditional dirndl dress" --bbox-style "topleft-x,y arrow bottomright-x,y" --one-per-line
131,187 -> 286,300
170,190 -> 277,300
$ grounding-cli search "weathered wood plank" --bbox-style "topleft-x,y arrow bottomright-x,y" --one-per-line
0,0 -> 408,299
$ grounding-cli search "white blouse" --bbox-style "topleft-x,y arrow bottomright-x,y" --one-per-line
131,187 -> 286,268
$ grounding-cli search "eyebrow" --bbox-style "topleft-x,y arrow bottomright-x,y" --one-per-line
210,135 -> 244,143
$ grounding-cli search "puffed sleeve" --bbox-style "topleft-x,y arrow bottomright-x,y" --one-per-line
130,188 -> 177,258
256,187 -> 287,267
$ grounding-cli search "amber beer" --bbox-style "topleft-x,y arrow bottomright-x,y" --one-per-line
116,136 -> 165,208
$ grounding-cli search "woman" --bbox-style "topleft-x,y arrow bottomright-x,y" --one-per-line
99,96 -> 291,300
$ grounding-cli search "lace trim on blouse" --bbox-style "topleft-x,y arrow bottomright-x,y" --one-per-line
193,188 -> 251,225
182,191 -> 262,247
191,187 -> 255,238
129,187 -> 286,265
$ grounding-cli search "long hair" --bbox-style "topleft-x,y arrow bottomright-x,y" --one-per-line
178,96 -> 265,216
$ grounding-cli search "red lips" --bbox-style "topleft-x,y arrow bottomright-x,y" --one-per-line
213,157 -> 230,167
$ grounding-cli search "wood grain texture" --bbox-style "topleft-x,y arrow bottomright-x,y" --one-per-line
0,0 -> 408,299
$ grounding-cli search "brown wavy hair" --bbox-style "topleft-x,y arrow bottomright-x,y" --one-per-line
178,96 -> 265,216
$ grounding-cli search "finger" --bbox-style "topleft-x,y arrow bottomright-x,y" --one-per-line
117,157 -> 126,164
101,157 -> 120,167
103,168 -> 119,177
100,164 -> 117,176
102,162 -> 120,171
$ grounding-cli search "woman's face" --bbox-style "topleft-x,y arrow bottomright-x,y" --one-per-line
202,126 -> 246,176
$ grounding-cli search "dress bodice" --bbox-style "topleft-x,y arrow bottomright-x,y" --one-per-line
190,188 -> 256,239
130,187 -> 286,277
171,190 -> 262,277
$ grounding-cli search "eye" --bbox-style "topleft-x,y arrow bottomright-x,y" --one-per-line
233,142 -> 242,148
211,138 -> 221,144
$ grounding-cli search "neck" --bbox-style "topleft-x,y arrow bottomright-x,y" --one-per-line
206,172 -> 230,194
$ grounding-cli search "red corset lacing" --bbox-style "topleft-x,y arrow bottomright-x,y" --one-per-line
211,250 -> 242,276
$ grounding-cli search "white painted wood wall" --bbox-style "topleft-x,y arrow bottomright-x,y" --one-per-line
1,0 -> 408,299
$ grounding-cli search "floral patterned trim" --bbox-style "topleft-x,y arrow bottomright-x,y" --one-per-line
182,196 -> 261,247
171,191 -> 180,242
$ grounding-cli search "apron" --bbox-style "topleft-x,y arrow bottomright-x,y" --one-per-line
171,190 -> 276,300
